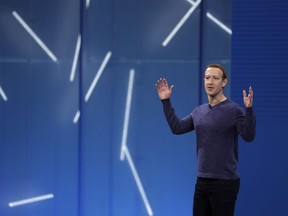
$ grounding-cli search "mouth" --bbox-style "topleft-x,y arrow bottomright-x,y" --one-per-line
206,86 -> 214,90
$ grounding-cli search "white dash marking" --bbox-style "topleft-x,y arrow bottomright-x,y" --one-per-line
84,51 -> 112,102
0,86 -> 8,101
86,0 -> 91,9
12,11 -> 58,62
70,35 -> 81,82
120,69 -> 135,161
73,110 -> 81,124
206,12 -> 232,35
124,147 -> 154,216
9,194 -> 54,207
162,0 -> 201,47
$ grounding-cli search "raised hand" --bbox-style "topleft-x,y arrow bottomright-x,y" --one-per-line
243,86 -> 254,108
155,78 -> 174,100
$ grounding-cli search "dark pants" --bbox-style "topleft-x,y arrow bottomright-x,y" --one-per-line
193,177 -> 240,216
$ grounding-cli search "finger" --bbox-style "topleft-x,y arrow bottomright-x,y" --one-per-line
170,85 -> 174,92
162,78 -> 168,86
243,90 -> 247,98
249,88 -> 253,103
249,86 -> 253,98
155,78 -> 166,91
156,78 -> 163,85
155,83 -> 159,91
155,80 -> 162,91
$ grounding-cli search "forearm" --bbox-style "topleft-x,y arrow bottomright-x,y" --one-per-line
238,108 -> 256,142
244,108 -> 256,141
161,99 -> 194,134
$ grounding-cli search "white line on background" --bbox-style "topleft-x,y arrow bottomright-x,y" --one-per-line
206,12 -> 232,35
0,86 -> 8,101
120,69 -> 135,161
9,194 -> 54,207
123,147 -> 153,216
70,35 -> 81,82
12,11 -> 58,62
86,0 -> 91,9
84,51 -> 112,102
73,110 -> 81,124
162,0 -> 201,46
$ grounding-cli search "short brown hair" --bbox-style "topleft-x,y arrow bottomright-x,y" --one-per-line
206,64 -> 227,80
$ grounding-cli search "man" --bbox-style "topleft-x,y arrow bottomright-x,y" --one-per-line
155,64 -> 256,216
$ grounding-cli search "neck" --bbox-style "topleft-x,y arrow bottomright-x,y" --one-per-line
208,94 -> 227,106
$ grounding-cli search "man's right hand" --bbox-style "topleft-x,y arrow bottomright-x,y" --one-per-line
155,78 -> 174,100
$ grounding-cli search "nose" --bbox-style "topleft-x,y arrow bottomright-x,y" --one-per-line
206,78 -> 213,84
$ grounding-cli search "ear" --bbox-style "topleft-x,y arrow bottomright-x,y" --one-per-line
222,79 -> 228,88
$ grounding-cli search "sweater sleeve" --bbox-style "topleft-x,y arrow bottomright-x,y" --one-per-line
161,99 -> 194,134
234,106 -> 256,142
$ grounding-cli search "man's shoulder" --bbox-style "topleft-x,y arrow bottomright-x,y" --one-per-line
224,100 -> 245,115
225,99 -> 242,108
192,103 -> 209,114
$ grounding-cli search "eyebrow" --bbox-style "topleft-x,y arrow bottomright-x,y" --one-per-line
204,75 -> 221,78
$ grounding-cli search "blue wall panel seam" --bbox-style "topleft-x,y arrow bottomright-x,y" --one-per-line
77,0 -> 84,215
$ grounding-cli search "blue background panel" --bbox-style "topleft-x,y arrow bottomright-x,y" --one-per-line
231,1 -> 288,216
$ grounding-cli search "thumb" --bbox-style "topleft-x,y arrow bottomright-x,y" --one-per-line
170,85 -> 174,92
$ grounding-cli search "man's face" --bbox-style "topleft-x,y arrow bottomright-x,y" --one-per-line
204,67 -> 227,97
